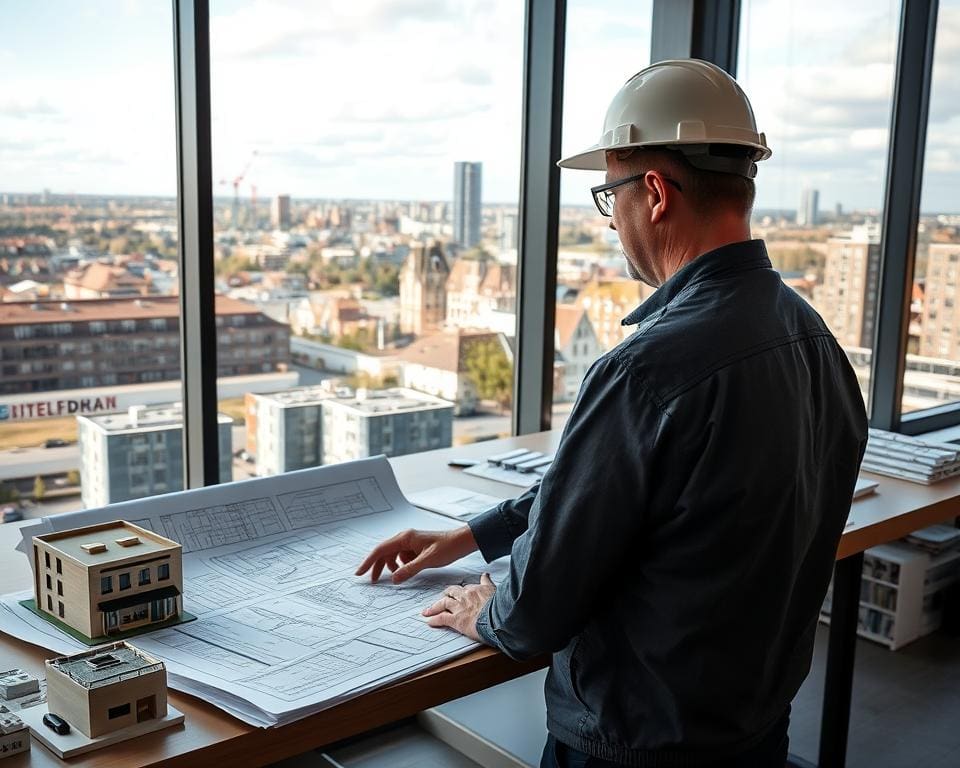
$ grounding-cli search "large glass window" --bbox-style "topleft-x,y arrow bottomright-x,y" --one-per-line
210,0 -> 524,477
902,0 -> 960,415
738,0 -> 901,414
552,0 -> 654,428
0,2 -> 184,516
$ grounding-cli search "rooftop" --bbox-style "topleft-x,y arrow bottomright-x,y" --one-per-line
0,294 -> 268,326
64,262 -> 151,294
555,305 -> 587,349
256,385 -> 452,414
48,642 -> 164,690
35,520 -> 178,567
256,385 -> 336,407
394,329 -> 505,372
80,404 -> 232,434
323,387 -> 453,416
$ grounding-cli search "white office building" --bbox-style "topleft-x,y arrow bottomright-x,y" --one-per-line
247,386 -> 454,475
77,405 -> 233,509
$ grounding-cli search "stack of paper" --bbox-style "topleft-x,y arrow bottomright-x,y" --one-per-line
862,428 -> 960,484
0,456 -> 509,728
462,449 -> 554,488
906,524 -> 960,554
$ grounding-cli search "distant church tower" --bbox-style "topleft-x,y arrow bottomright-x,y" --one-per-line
400,241 -> 450,336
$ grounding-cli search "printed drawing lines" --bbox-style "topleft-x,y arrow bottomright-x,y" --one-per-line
277,477 -> 392,528
206,531 -> 371,590
157,498 -> 284,552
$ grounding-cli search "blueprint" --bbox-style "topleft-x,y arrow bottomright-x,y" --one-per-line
2,457 -> 509,727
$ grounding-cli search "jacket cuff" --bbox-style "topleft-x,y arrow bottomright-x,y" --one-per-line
467,503 -> 516,562
474,596 -> 502,650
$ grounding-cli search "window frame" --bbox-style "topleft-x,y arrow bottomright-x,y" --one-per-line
171,0 -> 953,490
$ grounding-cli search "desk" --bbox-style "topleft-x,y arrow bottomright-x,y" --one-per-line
0,433 -> 558,768
1,429 -> 958,768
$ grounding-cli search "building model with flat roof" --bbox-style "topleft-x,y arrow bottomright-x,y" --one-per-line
32,521 -> 182,643
45,641 -> 168,738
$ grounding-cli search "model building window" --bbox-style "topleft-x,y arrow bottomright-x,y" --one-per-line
56,581 -> 63,596
139,568 -> 151,586
158,563 -> 170,581
101,575 -> 113,594
119,573 -> 131,590
44,552 -> 50,569
47,595 -> 52,611
45,574 -> 51,590
58,602 -> 64,618
56,558 -> 62,575
108,703 -> 130,720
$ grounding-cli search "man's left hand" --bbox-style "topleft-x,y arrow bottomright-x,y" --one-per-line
422,573 -> 496,641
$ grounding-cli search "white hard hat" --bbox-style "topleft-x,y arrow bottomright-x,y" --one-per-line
558,59 -> 771,178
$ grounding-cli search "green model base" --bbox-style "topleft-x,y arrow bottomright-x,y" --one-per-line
19,599 -> 197,647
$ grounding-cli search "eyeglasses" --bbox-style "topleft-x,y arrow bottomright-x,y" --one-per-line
590,173 -> 683,217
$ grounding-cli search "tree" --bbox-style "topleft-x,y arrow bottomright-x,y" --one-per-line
463,339 -> 513,411
0,482 -> 18,504
33,475 -> 46,502
66,469 -> 81,486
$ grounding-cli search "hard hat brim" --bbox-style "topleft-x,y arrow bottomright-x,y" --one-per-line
557,146 -> 608,171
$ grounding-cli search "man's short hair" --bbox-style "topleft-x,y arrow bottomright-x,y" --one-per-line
613,146 -> 756,217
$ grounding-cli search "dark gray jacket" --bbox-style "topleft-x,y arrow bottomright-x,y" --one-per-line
468,240 -> 868,767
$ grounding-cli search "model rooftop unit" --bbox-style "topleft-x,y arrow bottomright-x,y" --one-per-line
32,521 -> 182,643
45,642 -> 168,738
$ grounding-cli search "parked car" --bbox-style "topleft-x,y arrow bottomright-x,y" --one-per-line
44,438 -> 68,448
2,507 -> 23,523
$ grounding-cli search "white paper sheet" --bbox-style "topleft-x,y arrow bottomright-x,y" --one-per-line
407,486 -> 509,520
462,461 -> 542,488
1,456 -> 508,727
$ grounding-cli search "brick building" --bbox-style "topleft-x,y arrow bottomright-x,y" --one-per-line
0,296 -> 290,395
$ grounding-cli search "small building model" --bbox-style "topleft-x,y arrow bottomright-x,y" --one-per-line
32,521 -> 182,642
0,669 -> 39,700
0,708 -> 30,758
45,642 -> 168,738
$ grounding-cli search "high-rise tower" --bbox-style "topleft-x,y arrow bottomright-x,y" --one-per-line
453,162 -> 482,249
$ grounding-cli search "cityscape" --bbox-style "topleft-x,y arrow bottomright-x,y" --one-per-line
2,162 -> 960,520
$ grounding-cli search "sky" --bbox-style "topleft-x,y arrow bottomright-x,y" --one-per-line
1,0 -> 958,212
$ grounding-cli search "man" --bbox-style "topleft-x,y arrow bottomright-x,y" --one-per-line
357,59 -> 867,767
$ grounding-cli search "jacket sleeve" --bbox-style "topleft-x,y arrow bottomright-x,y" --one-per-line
467,485 -> 539,563
474,355 -> 669,659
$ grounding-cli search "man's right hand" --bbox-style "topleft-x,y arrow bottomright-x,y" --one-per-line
355,526 -> 479,584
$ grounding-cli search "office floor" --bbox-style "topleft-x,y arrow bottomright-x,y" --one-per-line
275,624 -> 960,768
437,624 -> 960,767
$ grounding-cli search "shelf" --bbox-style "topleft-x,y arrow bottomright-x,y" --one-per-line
859,602 -> 896,617
861,574 -> 898,589
818,614 -> 895,647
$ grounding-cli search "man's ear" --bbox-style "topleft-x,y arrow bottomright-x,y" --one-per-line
644,171 -> 670,224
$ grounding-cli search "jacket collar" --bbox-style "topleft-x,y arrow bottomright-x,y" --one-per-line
621,239 -> 771,327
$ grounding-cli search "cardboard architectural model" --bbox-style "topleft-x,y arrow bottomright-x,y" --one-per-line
32,521 -> 183,643
45,642 -> 168,739
0,708 -> 30,759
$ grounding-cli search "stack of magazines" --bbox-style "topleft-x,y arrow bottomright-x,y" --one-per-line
862,428 -> 960,484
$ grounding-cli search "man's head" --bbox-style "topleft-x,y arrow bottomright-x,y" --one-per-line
602,145 -> 757,286
557,59 -> 771,287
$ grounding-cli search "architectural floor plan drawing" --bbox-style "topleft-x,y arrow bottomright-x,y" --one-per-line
3,457 -> 513,727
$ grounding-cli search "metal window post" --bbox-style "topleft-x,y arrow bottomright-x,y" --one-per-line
869,0 -> 938,432
513,0 -> 566,435
172,0 -> 220,486
651,0 -> 741,75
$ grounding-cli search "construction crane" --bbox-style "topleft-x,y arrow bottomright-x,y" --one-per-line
219,151 -> 258,228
